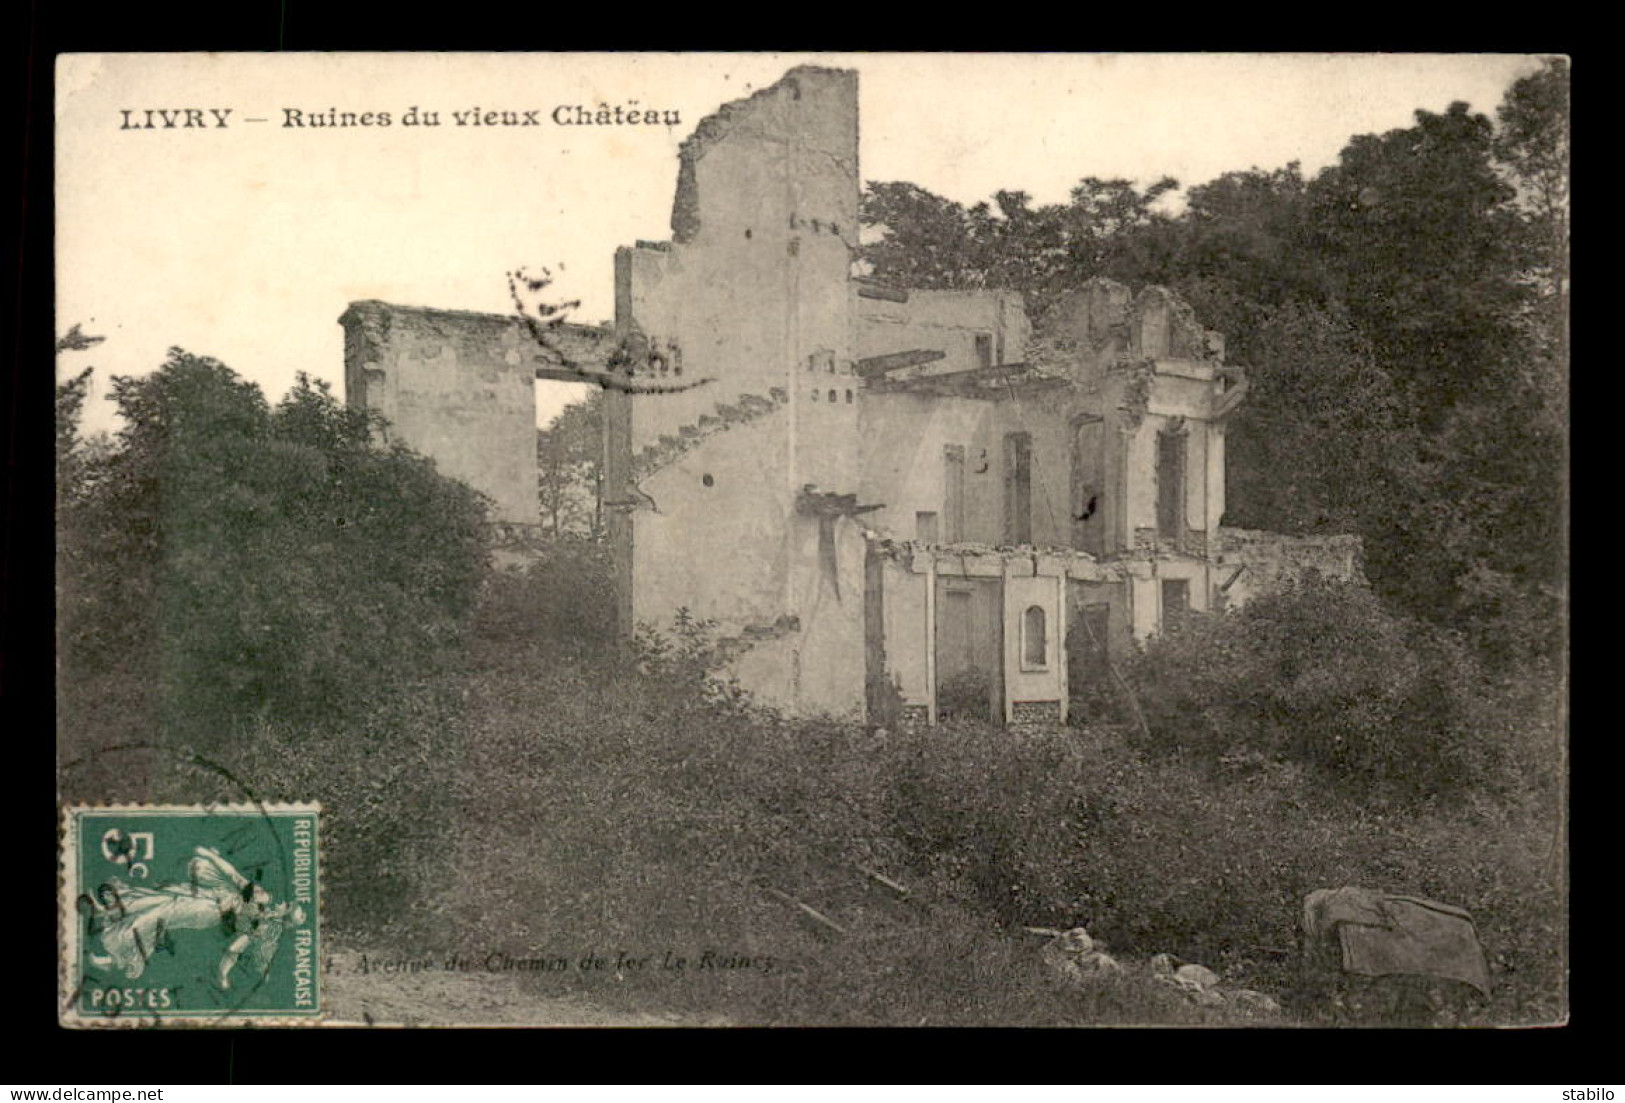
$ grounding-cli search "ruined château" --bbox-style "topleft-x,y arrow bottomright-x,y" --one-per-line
342,66 -> 1362,725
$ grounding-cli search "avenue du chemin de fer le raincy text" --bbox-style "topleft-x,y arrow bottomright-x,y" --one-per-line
118,103 -> 683,130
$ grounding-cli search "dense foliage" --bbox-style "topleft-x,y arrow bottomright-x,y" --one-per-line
57,350 -> 490,923
59,352 -> 488,746
442,593 -> 1562,1025
859,60 -> 1568,667
535,390 -> 605,539
1121,578 -> 1557,804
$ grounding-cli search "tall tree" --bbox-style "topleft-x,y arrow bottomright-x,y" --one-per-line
57,351 -> 491,752
1495,57 -> 1570,422
536,391 -> 605,539
860,176 -> 1178,318
1221,301 -> 1409,538
1304,102 -> 1533,425
857,75 -> 1566,662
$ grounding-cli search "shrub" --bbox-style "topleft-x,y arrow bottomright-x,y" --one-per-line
156,691 -> 465,938
436,606 -> 1566,1025
58,355 -> 490,757
418,567 -> 1565,1026
475,537 -> 616,656
58,354 -> 490,937
936,667 -> 993,722
872,719 -> 1563,1024
1122,577 -> 1510,802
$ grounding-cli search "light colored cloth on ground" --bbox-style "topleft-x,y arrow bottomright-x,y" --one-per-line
1302,886 -> 1490,997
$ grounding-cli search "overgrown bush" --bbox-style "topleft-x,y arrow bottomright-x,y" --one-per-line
874,720 -> 1563,1024
1122,577 -> 1518,803
443,590 -> 1562,1025
475,537 -> 615,655
153,691 -> 466,936
57,352 -> 489,933
58,354 -> 490,755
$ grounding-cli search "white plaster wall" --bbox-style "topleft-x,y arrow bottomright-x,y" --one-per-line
995,402 -> 1074,549
623,67 -> 859,467
858,392 -> 1083,549
624,67 -> 867,701
1207,424 -> 1227,531
1124,420 -> 1159,535
1186,419 -> 1209,533
860,393 -> 1002,542
1131,574 -> 1160,640
780,517 -> 867,716
633,411 -> 790,631
855,289 -> 1029,375
1003,572 -> 1063,711
344,306 -> 541,525
881,564 -> 930,707
727,517 -> 868,719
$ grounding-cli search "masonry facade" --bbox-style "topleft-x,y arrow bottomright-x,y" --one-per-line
342,65 -> 1364,725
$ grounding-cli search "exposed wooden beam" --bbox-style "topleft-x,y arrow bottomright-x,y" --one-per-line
854,348 -> 946,379
869,361 -> 1071,397
536,366 -> 602,383
856,283 -> 910,303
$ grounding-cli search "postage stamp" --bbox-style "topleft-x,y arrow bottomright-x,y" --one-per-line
60,803 -> 322,1027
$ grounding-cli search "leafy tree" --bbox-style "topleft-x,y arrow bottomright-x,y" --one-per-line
1304,102 -> 1533,424
1221,301 -> 1410,536
56,366 -> 94,497
1367,373 -> 1565,662
1151,165 -> 1334,336
1496,59 -> 1570,292
860,176 -> 1179,318
858,71 -> 1566,665
1495,57 -> 1569,422
57,350 -> 491,754
536,391 -> 605,539
1297,98 -> 1563,659
859,181 -> 988,290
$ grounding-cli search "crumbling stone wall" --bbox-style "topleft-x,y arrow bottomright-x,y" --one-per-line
1214,527 -> 1367,609
341,300 -> 613,525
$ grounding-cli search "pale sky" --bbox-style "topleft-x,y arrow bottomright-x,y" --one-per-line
56,52 -> 1544,434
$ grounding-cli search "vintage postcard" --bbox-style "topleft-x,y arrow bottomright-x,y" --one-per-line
55,53 -> 1568,1027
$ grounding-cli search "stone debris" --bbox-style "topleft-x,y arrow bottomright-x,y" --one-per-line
1039,927 -> 1124,985
1038,932 -> 1282,1018
1056,927 -> 1093,954
1175,963 -> 1220,990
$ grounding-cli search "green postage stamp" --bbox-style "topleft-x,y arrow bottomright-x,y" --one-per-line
60,803 -> 322,1026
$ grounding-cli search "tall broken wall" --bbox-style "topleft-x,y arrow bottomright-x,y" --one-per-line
610,66 -> 867,715
341,300 -> 614,525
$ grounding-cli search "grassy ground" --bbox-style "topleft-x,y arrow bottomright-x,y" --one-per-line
321,947 -> 699,1027
126,563 -> 1560,1028
406,603 -> 1564,1028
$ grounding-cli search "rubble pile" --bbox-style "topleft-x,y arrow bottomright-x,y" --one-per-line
1034,927 -> 1282,1018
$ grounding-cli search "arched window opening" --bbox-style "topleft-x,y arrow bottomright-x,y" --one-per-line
1022,605 -> 1048,670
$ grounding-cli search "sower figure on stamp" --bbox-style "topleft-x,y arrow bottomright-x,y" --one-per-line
89,845 -> 305,989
